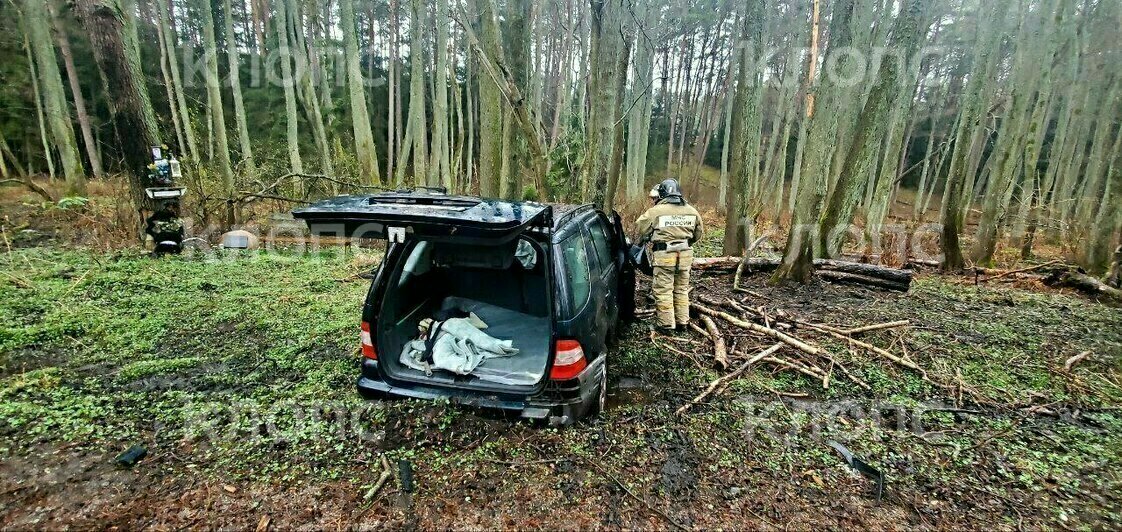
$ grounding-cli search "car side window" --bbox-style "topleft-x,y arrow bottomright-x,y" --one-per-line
587,218 -> 614,273
560,231 -> 592,313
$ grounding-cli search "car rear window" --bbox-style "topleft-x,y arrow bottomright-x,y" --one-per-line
560,232 -> 592,313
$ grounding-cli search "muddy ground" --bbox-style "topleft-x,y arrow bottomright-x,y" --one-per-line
0,242 -> 1119,530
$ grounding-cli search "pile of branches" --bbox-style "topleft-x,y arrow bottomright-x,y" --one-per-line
674,294 -> 922,415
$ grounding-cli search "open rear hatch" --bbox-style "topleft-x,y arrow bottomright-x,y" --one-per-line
293,192 -> 555,394
292,192 -> 551,244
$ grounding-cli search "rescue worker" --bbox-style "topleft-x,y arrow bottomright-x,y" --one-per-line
636,179 -> 704,332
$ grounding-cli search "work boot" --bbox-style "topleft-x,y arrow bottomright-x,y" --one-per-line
675,322 -> 690,332
651,324 -> 676,335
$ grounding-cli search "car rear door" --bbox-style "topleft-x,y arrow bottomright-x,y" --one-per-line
292,192 -> 551,245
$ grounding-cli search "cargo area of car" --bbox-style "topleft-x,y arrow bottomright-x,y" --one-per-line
376,236 -> 553,389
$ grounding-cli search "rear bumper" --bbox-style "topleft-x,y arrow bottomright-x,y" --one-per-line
357,357 -> 603,424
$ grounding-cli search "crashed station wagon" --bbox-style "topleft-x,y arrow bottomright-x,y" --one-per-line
293,191 -> 635,425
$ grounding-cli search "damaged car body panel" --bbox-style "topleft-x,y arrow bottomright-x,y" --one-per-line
293,192 -> 634,424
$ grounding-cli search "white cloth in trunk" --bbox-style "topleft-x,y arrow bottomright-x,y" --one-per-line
400,316 -> 520,375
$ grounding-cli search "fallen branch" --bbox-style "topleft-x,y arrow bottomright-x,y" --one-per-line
362,455 -> 393,501
709,257 -> 913,291
763,356 -> 829,382
1064,351 -> 1092,372
699,316 -> 729,370
818,270 -> 910,292
692,303 -> 828,359
1044,270 -> 1122,303
676,344 -> 783,415
803,323 -> 927,379
845,320 -> 911,335
978,260 -> 1063,283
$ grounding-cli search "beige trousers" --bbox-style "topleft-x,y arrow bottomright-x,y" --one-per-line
651,249 -> 694,328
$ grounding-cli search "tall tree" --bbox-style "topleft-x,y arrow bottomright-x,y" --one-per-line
818,0 -> 930,257
223,0 -> 256,176
23,0 -> 86,194
340,0 -> 382,185
198,0 -> 237,226
940,0 -> 1010,271
47,1 -> 103,179
722,0 -> 765,257
274,0 -> 304,177
156,0 -> 199,161
583,0 -> 624,212
74,0 -> 160,209
473,0 -> 504,197
430,0 -> 451,189
773,0 -> 866,283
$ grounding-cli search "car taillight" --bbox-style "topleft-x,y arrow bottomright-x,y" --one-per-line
360,321 -> 377,360
549,339 -> 586,381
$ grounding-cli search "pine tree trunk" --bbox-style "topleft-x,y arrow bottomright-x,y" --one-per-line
23,0 -> 86,194
340,0 -> 382,185
224,0 -> 256,176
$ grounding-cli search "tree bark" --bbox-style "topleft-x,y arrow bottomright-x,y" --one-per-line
23,0 -> 86,194
198,0 -> 237,227
274,0 -> 304,179
155,0 -> 199,161
74,0 -> 161,210
340,0 -> 382,185
224,0 -> 256,177
47,2 -> 103,179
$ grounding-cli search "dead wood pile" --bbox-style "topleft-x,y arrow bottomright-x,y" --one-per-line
674,293 -> 920,415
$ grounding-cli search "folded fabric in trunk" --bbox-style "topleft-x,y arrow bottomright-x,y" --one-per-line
399,314 -> 519,375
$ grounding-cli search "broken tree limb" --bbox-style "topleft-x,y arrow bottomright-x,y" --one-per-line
762,356 -> 828,382
705,257 -> 913,291
802,322 -> 927,379
676,344 -> 783,415
1044,270 -> 1122,303
699,316 -> 729,370
844,320 -> 911,336
818,270 -> 910,292
978,260 -> 1063,283
1064,351 -> 1092,372
692,304 -> 828,359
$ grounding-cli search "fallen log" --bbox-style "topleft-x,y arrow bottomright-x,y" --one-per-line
818,270 -> 910,292
708,257 -> 913,291
699,316 -> 729,370
1044,270 -> 1122,303
676,344 -> 783,415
